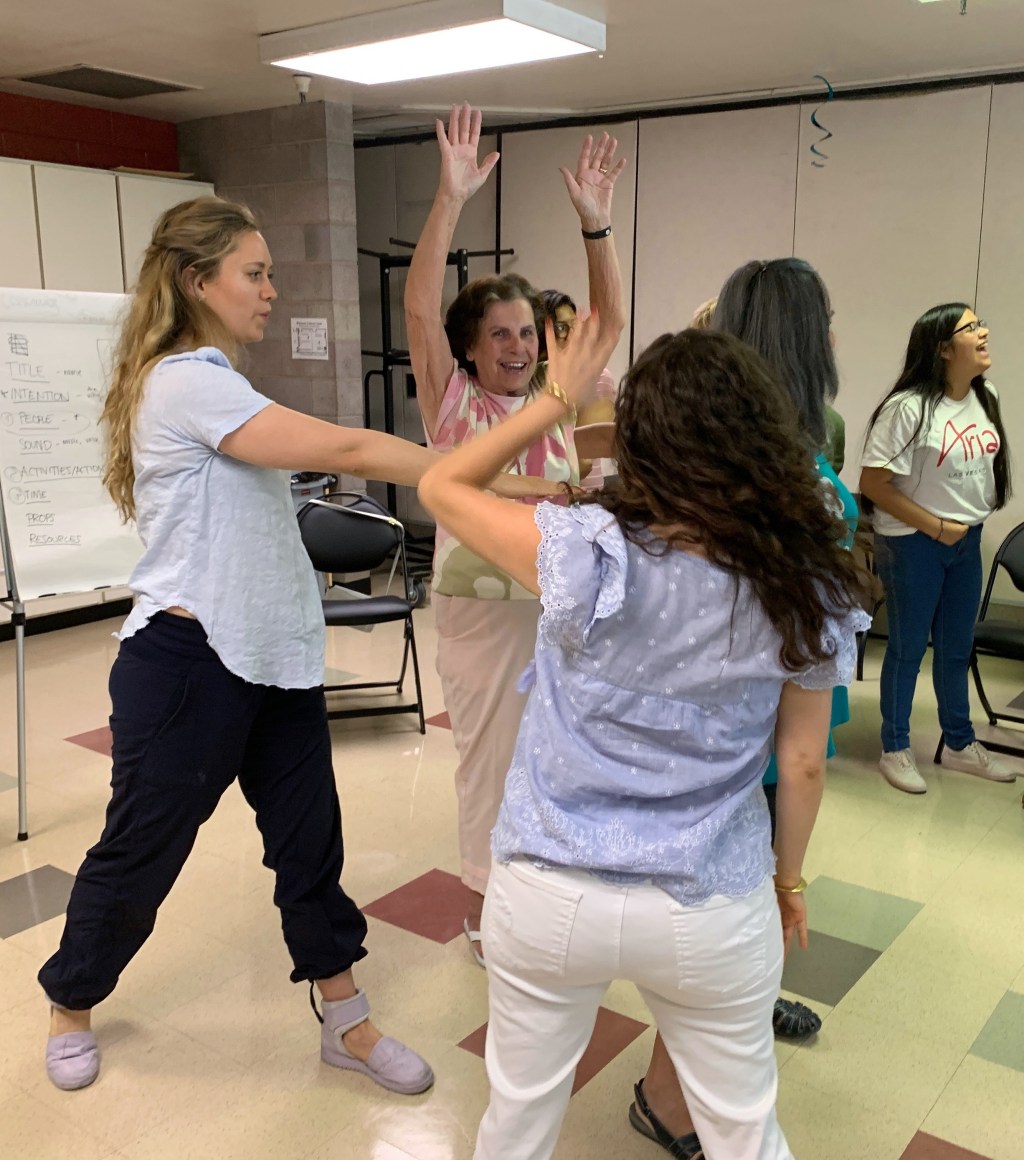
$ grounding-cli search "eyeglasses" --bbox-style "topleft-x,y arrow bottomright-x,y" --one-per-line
552,321 -> 575,340
951,318 -> 987,336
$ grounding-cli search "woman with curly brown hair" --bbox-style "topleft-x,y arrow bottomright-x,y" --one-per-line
418,315 -> 868,1160
404,103 -> 625,960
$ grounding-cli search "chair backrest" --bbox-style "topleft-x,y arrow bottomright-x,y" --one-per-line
296,493 -> 403,575
995,522 -> 1024,593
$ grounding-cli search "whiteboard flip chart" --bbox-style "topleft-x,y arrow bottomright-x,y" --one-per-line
0,288 -> 142,600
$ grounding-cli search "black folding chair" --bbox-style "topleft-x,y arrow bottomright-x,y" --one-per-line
297,492 -> 425,734
934,521 -> 1024,763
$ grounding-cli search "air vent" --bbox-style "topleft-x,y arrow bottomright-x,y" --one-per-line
18,65 -> 196,100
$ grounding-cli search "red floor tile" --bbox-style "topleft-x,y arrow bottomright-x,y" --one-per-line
363,868 -> 468,943
900,1132 -> 992,1160
65,725 -> 112,757
426,711 -> 452,729
458,1006 -> 649,1094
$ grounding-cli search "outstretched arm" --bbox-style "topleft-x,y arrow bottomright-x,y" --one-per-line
560,133 -> 628,348
405,103 -> 500,438
220,403 -> 562,498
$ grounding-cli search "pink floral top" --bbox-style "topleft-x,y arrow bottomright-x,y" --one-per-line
428,363 -> 579,600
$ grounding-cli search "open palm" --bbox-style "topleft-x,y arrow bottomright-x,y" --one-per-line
560,133 -> 627,230
437,103 -> 500,202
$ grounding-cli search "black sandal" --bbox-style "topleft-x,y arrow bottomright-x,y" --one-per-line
627,1078 -> 704,1159
773,997 -> 821,1039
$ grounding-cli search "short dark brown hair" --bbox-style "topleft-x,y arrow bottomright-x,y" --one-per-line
444,273 -> 544,377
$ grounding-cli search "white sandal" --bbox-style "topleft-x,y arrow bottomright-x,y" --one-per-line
463,918 -> 485,968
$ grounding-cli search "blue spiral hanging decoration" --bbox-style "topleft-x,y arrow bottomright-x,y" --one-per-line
809,75 -> 835,169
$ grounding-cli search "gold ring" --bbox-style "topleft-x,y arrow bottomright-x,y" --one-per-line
599,166 -> 608,174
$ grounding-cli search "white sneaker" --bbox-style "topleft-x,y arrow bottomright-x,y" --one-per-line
879,749 -> 927,794
940,741 -> 1017,782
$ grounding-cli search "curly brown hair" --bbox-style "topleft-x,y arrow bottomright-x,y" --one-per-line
444,273 -> 545,378
584,329 -> 864,671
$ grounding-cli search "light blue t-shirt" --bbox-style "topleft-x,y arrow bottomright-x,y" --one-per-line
119,348 -> 325,688
491,503 -> 868,906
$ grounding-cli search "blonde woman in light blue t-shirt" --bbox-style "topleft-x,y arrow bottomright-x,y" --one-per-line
38,196 -> 486,1096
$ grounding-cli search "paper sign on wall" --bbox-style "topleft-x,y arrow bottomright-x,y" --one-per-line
290,317 -> 329,361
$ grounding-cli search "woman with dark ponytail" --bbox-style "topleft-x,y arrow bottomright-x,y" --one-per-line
860,303 -> 1015,794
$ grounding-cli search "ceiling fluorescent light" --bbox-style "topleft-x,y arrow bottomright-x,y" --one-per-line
259,0 -> 605,86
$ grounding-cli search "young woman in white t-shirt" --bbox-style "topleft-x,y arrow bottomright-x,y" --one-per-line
860,303 -> 1015,793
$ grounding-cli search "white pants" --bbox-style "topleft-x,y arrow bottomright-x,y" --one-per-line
474,860 -> 792,1160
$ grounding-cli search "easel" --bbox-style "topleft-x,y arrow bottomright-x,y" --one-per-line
0,489 -> 28,840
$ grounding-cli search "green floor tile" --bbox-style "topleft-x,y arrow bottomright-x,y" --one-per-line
805,875 -> 923,952
781,930 -> 880,1007
970,991 -> 1024,1073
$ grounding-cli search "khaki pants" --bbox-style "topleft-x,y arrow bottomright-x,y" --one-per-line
434,594 -> 541,893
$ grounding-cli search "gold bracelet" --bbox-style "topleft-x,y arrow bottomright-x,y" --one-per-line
774,876 -> 808,894
543,380 -> 577,424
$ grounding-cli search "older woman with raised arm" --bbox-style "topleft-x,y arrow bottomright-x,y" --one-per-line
404,103 -> 625,960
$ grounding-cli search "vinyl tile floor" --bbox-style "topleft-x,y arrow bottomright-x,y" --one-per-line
1,610 -> 1023,1160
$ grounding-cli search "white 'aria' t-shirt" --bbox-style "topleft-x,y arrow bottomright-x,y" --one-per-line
860,383 -> 1001,537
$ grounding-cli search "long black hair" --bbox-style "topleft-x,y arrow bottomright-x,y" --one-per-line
864,303 -> 1011,509
713,258 -> 837,448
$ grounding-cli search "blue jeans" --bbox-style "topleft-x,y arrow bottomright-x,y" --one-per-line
874,524 -> 983,752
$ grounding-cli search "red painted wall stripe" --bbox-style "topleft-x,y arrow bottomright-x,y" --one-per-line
0,91 -> 178,171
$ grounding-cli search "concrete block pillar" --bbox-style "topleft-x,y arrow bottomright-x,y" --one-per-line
177,100 -> 361,432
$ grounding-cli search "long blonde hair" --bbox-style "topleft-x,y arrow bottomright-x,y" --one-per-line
102,196 -> 258,522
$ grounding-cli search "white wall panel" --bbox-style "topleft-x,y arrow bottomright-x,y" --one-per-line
500,121 -> 638,388
975,81 -> 1024,599
118,174 -> 214,290
0,159 -> 42,289
793,86 -> 991,494
632,105 -> 801,357
34,164 -> 124,292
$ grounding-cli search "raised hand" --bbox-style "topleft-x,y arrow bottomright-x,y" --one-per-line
559,133 -> 627,232
436,103 -> 500,203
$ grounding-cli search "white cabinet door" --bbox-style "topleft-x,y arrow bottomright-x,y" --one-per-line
0,159 -> 42,289
34,164 -> 125,292
117,174 -> 215,291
